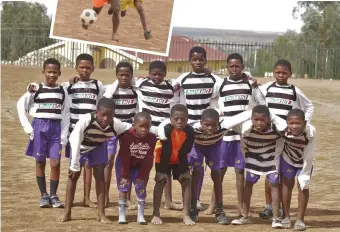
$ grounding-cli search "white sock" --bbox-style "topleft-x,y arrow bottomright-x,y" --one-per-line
118,199 -> 127,223
137,200 -> 146,223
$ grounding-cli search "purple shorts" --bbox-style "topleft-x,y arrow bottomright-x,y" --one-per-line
280,156 -> 302,179
220,140 -> 245,170
189,141 -> 222,171
69,142 -> 108,167
115,156 -> 147,200
25,118 -> 62,161
107,136 -> 118,156
246,171 -> 280,184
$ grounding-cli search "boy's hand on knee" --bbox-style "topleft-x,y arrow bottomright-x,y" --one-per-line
68,169 -> 80,180
120,178 -> 130,188
178,172 -> 191,182
136,179 -> 145,186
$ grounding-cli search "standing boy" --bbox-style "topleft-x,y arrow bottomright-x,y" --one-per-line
17,58 -> 70,208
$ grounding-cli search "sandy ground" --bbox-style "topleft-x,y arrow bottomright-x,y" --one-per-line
52,0 -> 174,54
1,65 -> 340,232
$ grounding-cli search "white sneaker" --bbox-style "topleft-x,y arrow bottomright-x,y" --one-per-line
231,216 -> 250,225
282,217 -> 292,229
272,218 -> 283,229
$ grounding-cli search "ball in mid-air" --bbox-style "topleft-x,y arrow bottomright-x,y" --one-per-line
80,9 -> 98,26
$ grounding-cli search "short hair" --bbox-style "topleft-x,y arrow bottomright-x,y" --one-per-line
170,104 -> 188,117
76,53 -> 94,66
227,53 -> 244,64
287,109 -> 305,121
201,109 -> 219,121
43,58 -> 61,70
134,112 -> 152,123
97,97 -> 116,110
189,46 -> 207,59
252,105 -> 270,118
149,60 -> 166,73
116,61 -> 133,76
274,59 -> 292,73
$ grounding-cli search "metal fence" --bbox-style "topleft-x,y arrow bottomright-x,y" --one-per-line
2,35 -> 340,79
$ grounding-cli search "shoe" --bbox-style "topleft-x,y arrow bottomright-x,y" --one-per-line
40,194 -> 51,208
215,211 -> 229,225
144,31 -> 153,40
282,217 -> 292,228
197,200 -> 204,211
189,208 -> 198,222
108,6 -> 112,15
50,195 -> 64,208
231,216 -> 250,225
272,218 -> 283,229
259,204 -> 273,219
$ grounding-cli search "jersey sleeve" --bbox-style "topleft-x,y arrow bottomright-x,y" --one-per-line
60,89 -> 70,145
220,110 -> 252,130
61,81 -> 70,89
113,118 -> 132,135
174,72 -> 190,87
297,125 -> 316,189
17,92 -> 35,134
269,110 -> 288,132
295,87 -> 314,123
157,119 -> 170,140
97,80 -> 105,101
251,88 -> 266,105
69,113 -> 91,172
103,82 -> 117,98
212,74 -> 222,98
26,82 -> 39,91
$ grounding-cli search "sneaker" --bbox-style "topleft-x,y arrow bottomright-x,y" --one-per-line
215,211 -> 229,225
259,204 -> 273,219
272,218 -> 283,229
197,200 -> 204,211
50,195 -> 64,208
144,31 -> 153,40
282,217 -> 292,229
40,194 -> 51,208
231,216 -> 250,225
189,208 -> 198,222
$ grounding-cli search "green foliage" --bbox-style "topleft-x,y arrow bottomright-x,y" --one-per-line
1,1 -> 54,61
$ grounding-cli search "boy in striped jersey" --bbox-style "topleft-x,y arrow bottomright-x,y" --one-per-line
230,105 -> 287,228
60,98 -> 131,223
280,109 -> 316,231
189,109 -> 253,224
204,53 -> 263,216
257,59 -> 314,220
116,112 -> 157,224
103,61 -> 139,208
27,54 -> 105,208
17,58 -> 70,208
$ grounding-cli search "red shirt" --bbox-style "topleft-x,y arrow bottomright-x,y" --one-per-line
118,128 -> 157,181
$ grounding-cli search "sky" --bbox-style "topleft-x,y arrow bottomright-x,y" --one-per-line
8,0 -> 304,33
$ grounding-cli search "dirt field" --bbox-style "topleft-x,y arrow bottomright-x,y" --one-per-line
1,65 -> 340,232
52,0 -> 174,54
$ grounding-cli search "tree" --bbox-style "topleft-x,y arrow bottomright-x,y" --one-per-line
1,1 -> 54,61
293,1 -> 340,79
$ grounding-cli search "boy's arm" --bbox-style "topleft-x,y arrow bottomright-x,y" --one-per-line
69,114 -> 90,172
113,118 -> 132,136
157,119 -> 170,140
298,126 -> 316,190
119,133 -> 132,180
97,81 -> 105,101
296,88 -> 314,123
17,92 -> 35,134
251,88 -> 266,105
269,111 -> 288,132
220,110 -> 252,130
103,82 -> 117,98
60,91 -> 70,145
138,136 -> 157,181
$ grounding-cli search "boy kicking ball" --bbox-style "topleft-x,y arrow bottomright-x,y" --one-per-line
108,0 -> 152,40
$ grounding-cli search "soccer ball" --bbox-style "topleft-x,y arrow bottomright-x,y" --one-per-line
80,9 -> 98,26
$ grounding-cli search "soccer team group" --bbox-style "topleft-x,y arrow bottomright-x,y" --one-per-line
17,46 -> 315,231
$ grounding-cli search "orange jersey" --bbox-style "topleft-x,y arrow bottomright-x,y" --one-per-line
154,129 -> 187,164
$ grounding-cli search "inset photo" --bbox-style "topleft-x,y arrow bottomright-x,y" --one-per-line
50,0 -> 175,55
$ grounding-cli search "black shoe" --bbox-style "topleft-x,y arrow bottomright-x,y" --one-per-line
189,208 -> 199,222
